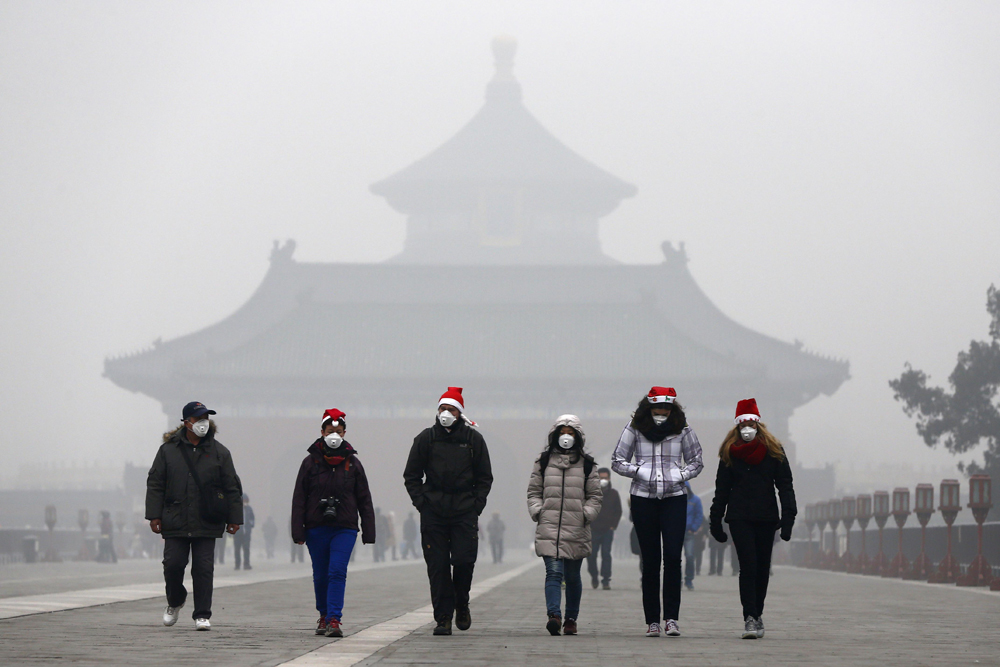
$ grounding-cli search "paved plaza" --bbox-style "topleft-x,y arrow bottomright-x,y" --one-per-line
0,550 -> 998,666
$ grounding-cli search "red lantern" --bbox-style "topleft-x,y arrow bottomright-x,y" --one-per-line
905,484 -> 935,580
883,488 -> 910,578
958,475 -> 993,587
868,491 -> 890,575
929,479 -> 962,584
841,496 -> 857,571
815,502 -> 829,569
854,494 -> 872,574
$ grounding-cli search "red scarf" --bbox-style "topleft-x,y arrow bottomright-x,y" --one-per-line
730,438 -> 766,465
323,454 -> 350,470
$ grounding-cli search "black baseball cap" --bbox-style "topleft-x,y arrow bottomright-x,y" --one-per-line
182,402 -> 217,420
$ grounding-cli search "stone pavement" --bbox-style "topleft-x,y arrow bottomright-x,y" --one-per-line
0,551 -> 997,666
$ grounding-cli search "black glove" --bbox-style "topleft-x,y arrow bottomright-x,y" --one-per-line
710,522 -> 727,543
779,521 -> 793,542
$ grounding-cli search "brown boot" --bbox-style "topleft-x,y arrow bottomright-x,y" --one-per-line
563,618 -> 577,635
546,615 -> 561,636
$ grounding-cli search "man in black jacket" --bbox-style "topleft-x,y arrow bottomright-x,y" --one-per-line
146,402 -> 243,630
403,387 -> 493,636
587,468 -> 623,589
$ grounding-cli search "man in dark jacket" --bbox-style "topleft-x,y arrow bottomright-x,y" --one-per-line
587,467 -> 622,590
403,387 -> 493,636
401,512 -> 418,560
146,402 -> 243,630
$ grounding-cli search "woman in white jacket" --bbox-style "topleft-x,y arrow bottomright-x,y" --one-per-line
612,387 -> 704,638
527,415 -> 603,636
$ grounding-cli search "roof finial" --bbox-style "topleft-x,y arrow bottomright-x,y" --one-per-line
486,35 -> 521,103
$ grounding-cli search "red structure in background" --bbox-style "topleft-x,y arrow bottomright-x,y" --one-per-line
803,504 -> 816,567
957,475 -> 993,587
928,479 -> 962,584
852,494 -> 872,573
841,496 -> 856,572
827,499 -> 843,570
904,484 -> 935,580
868,491 -> 890,575
883,487 -> 910,577
815,501 -> 829,569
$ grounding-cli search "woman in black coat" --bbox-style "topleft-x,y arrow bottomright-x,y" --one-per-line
709,398 -> 796,640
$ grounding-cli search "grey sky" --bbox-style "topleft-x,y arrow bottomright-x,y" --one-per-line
1,2 -> 998,480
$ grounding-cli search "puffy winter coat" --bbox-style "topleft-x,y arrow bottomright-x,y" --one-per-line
290,440 -> 376,544
526,416 -> 603,560
145,423 -> 244,539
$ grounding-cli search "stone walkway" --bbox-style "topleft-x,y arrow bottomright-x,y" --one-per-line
0,552 -> 997,666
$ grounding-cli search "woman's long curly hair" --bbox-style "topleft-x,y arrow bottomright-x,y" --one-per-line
718,421 -> 785,466
630,396 -> 687,436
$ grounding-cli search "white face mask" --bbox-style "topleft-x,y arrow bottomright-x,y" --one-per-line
599,478 -> 610,489
324,432 -> 344,449
739,425 -> 758,442
438,410 -> 457,428
190,419 -> 210,438
652,415 -> 668,425
557,433 -> 575,449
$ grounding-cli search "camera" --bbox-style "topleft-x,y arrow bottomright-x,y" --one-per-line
318,497 -> 341,523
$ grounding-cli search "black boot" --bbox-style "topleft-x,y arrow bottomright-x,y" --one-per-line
433,618 -> 452,636
455,606 -> 471,631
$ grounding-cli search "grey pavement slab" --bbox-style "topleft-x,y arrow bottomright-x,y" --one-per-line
0,550 -> 998,666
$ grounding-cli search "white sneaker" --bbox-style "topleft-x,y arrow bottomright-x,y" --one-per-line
756,616 -> 765,639
742,615 -> 758,639
163,602 -> 184,627
645,622 -> 661,637
664,619 -> 681,636
195,618 -> 211,631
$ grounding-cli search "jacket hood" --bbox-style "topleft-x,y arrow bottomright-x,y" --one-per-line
163,420 -> 217,444
547,414 -> 586,445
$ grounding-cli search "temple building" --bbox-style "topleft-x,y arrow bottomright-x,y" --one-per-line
105,38 -> 848,528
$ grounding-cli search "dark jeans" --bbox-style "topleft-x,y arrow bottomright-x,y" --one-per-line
233,530 -> 251,569
728,520 -> 777,618
490,539 -> 503,564
587,529 -> 614,584
163,537 -> 215,619
543,557 -> 583,620
631,494 -> 687,623
420,510 -> 478,622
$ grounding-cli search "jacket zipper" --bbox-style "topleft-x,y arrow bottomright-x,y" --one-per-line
555,467 -> 566,556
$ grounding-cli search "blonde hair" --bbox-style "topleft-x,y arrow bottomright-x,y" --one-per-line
718,420 -> 785,466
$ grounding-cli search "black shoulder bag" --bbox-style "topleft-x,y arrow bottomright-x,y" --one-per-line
178,445 -> 230,525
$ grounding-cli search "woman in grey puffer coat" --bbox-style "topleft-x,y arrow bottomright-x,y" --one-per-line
527,415 -> 603,636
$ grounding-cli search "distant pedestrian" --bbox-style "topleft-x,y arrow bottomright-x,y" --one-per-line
374,508 -> 388,562
586,468 -> 622,590
215,533 -> 227,564
387,511 -> 398,561
683,483 -> 704,590
708,523 -> 729,575
262,516 -> 277,559
291,408 -> 376,638
527,415 -> 602,636
96,510 -> 117,563
486,513 -> 505,564
233,494 -> 255,570
693,522 -> 707,575
146,402 -> 244,631
290,519 -> 304,562
404,387 -> 493,636
709,399 -> 796,640
612,386 -> 704,638
401,512 -> 418,559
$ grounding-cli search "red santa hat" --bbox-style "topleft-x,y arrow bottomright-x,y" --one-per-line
321,408 -> 347,427
438,387 -> 465,413
646,386 -> 677,404
734,398 -> 761,425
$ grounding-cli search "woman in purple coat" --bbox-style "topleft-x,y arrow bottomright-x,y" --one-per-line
292,409 -> 376,637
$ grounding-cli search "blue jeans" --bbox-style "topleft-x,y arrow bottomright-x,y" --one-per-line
543,556 -> 583,620
306,526 -> 358,621
684,532 -> 696,586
